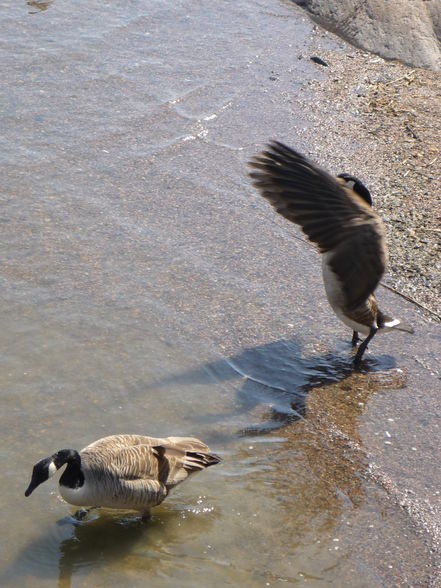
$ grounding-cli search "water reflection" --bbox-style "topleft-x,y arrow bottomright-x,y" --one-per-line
5,505 -> 217,588
57,514 -> 155,588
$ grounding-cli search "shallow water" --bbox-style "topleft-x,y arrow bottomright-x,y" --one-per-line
1,0 -> 441,586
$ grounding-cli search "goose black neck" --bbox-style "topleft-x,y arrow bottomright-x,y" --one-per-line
338,173 -> 373,207
56,449 -> 85,489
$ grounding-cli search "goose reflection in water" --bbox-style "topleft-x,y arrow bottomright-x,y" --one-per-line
3,506 -> 217,588
57,514 -> 146,588
56,507 -> 217,588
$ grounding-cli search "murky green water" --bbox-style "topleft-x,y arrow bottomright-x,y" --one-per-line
1,0 -> 441,586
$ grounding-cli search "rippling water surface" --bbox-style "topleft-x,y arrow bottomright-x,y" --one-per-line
1,1 -> 441,586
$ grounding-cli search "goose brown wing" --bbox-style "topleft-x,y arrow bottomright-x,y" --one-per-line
81,444 -> 162,480
83,435 -> 211,453
83,434 -> 163,452
249,141 -> 387,310
86,443 -> 219,487
151,445 -> 220,489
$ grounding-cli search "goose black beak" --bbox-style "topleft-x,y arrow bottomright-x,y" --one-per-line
25,481 -> 37,497
25,474 -> 42,497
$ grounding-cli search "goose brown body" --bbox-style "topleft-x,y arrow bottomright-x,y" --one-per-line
249,141 -> 412,364
25,434 -> 221,516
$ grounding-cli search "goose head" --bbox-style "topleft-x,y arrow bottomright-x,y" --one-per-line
337,173 -> 373,207
25,449 -> 80,496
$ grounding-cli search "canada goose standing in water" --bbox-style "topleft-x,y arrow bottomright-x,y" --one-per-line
249,141 -> 413,365
25,434 -> 221,517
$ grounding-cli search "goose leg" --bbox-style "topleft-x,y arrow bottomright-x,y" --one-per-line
351,331 -> 360,347
353,327 -> 377,366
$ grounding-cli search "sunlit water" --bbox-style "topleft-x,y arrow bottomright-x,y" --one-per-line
1,0 -> 441,586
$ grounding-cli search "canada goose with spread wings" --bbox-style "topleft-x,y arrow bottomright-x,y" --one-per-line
249,141 -> 413,365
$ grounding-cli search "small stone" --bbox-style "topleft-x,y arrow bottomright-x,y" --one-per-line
310,55 -> 328,67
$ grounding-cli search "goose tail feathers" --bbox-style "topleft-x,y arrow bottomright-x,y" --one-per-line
184,451 -> 222,472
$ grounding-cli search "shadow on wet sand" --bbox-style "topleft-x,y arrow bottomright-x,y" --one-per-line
153,336 -> 398,435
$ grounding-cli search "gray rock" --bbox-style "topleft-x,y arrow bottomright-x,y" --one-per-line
293,0 -> 441,71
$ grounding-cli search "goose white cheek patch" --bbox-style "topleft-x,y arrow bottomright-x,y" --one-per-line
48,462 -> 57,477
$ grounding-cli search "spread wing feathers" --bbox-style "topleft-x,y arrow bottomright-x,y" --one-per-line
249,141 -> 388,310
82,435 -> 220,491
